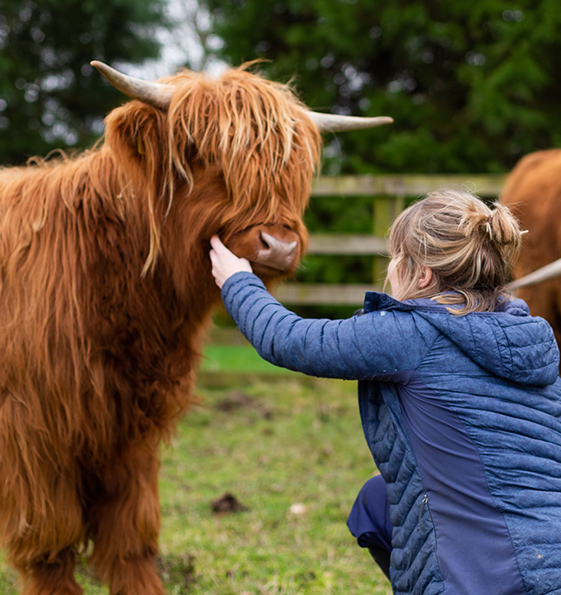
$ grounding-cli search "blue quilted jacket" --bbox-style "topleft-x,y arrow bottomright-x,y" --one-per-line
222,272 -> 561,595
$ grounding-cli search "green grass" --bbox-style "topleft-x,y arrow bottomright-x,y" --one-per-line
0,373 -> 391,594
201,344 -> 286,374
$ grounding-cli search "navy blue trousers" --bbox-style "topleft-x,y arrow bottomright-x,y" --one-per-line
347,474 -> 392,579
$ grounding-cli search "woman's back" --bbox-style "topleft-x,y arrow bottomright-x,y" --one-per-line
355,294 -> 561,594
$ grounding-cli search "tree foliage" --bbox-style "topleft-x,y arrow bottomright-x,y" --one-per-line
0,0 -> 167,165
200,0 -> 561,174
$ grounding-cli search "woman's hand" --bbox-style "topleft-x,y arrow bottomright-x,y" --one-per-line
210,235 -> 253,288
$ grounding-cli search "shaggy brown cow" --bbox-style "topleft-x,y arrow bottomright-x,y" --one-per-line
0,62 -> 391,595
501,149 -> 561,348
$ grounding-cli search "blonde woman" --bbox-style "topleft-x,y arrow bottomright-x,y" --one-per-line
209,190 -> 561,594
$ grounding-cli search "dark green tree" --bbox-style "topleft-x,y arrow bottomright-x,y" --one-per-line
200,0 -> 561,174
0,0 -> 167,165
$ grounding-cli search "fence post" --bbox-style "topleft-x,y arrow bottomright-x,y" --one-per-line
372,195 -> 404,286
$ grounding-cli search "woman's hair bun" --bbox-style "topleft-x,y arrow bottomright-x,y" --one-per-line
486,203 -> 522,247
458,195 -> 522,249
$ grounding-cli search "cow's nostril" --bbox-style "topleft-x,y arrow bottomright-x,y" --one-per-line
259,232 -> 271,250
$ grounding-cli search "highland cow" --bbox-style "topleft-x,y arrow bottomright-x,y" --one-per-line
501,149 -> 561,350
0,61 -> 391,595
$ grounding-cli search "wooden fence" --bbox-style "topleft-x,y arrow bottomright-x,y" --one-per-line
275,173 -> 507,306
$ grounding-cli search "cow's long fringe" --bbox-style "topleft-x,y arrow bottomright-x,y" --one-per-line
0,64 -> 320,583
158,64 -> 320,271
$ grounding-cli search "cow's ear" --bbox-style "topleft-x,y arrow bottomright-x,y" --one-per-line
103,102 -> 174,274
104,102 -> 170,182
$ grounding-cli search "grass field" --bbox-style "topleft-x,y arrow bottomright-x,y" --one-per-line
0,350 -> 391,594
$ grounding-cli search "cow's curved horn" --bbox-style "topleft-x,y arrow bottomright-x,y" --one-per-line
90,60 -> 174,110
507,257 -> 561,290
307,111 -> 393,133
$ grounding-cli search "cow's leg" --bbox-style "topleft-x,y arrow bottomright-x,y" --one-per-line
21,548 -> 83,595
89,444 -> 164,595
0,401 -> 84,595
6,488 -> 84,595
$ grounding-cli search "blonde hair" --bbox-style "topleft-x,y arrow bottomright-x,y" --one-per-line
387,189 -> 523,315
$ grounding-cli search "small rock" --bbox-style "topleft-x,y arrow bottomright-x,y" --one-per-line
288,502 -> 308,516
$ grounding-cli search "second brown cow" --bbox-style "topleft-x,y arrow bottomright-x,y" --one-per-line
501,149 -> 561,348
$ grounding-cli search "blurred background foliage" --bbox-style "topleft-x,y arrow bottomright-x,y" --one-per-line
200,0 -> 561,175
2,0 -> 560,311
0,0 -> 167,164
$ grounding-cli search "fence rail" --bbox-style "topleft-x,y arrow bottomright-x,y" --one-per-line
311,173 -> 506,197
275,173 -> 508,306
308,233 -> 388,255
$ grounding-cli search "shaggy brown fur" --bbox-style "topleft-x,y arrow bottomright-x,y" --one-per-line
0,65 -> 321,595
500,149 -> 561,353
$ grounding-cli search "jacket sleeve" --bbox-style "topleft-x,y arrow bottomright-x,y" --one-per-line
221,272 -> 434,380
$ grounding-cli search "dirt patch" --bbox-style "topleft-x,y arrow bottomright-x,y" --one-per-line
215,390 -> 273,419
210,492 -> 250,515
